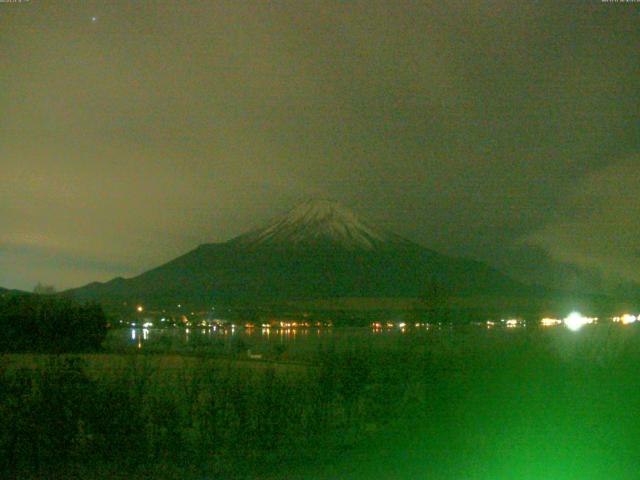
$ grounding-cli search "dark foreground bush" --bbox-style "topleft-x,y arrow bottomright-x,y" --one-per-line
0,349 -> 428,479
0,294 -> 107,352
4,327 -> 637,479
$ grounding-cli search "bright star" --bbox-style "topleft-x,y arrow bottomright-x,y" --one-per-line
91,16 -> 97,22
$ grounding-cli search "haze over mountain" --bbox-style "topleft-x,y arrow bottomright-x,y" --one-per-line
66,200 -> 534,311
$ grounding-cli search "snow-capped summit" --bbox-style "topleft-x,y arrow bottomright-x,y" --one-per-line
231,199 -> 394,250
68,198 -> 530,306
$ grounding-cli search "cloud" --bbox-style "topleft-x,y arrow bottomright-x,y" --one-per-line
525,158 -> 640,283
0,242 -> 133,292
0,1 -> 638,290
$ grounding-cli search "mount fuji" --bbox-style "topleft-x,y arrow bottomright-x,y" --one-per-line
230,200 -> 402,250
67,200 -> 531,309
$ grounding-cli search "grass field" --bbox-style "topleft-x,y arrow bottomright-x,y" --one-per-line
2,324 -> 640,479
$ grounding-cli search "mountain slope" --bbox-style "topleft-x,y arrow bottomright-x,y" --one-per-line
67,200 -> 531,308
0,287 -> 27,297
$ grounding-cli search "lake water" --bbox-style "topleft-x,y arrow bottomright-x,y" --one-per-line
105,323 -> 452,358
103,321 -> 639,365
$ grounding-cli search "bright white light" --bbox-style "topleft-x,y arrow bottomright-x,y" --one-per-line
398,322 -> 406,328
621,314 -> 637,325
564,312 -> 588,331
143,322 -> 153,328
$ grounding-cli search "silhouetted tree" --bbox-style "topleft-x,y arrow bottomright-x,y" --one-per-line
33,283 -> 56,295
0,294 -> 108,352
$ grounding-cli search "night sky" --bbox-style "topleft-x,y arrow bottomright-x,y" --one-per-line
1,1 -> 639,291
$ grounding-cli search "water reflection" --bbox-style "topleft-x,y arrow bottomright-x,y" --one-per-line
124,324 -> 342,352
121,319 -> 587,353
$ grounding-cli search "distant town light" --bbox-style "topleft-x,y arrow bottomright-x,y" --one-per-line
541,317 -> 562,327
136,305 -> 143,313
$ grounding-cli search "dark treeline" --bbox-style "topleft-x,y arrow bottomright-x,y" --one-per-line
0,294 -> 108,352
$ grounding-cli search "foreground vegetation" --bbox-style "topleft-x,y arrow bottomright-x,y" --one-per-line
2,325 -> 640,479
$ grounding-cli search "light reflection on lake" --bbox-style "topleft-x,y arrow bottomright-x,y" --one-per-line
102,321 -> 633,363
106,324 -> 419,358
